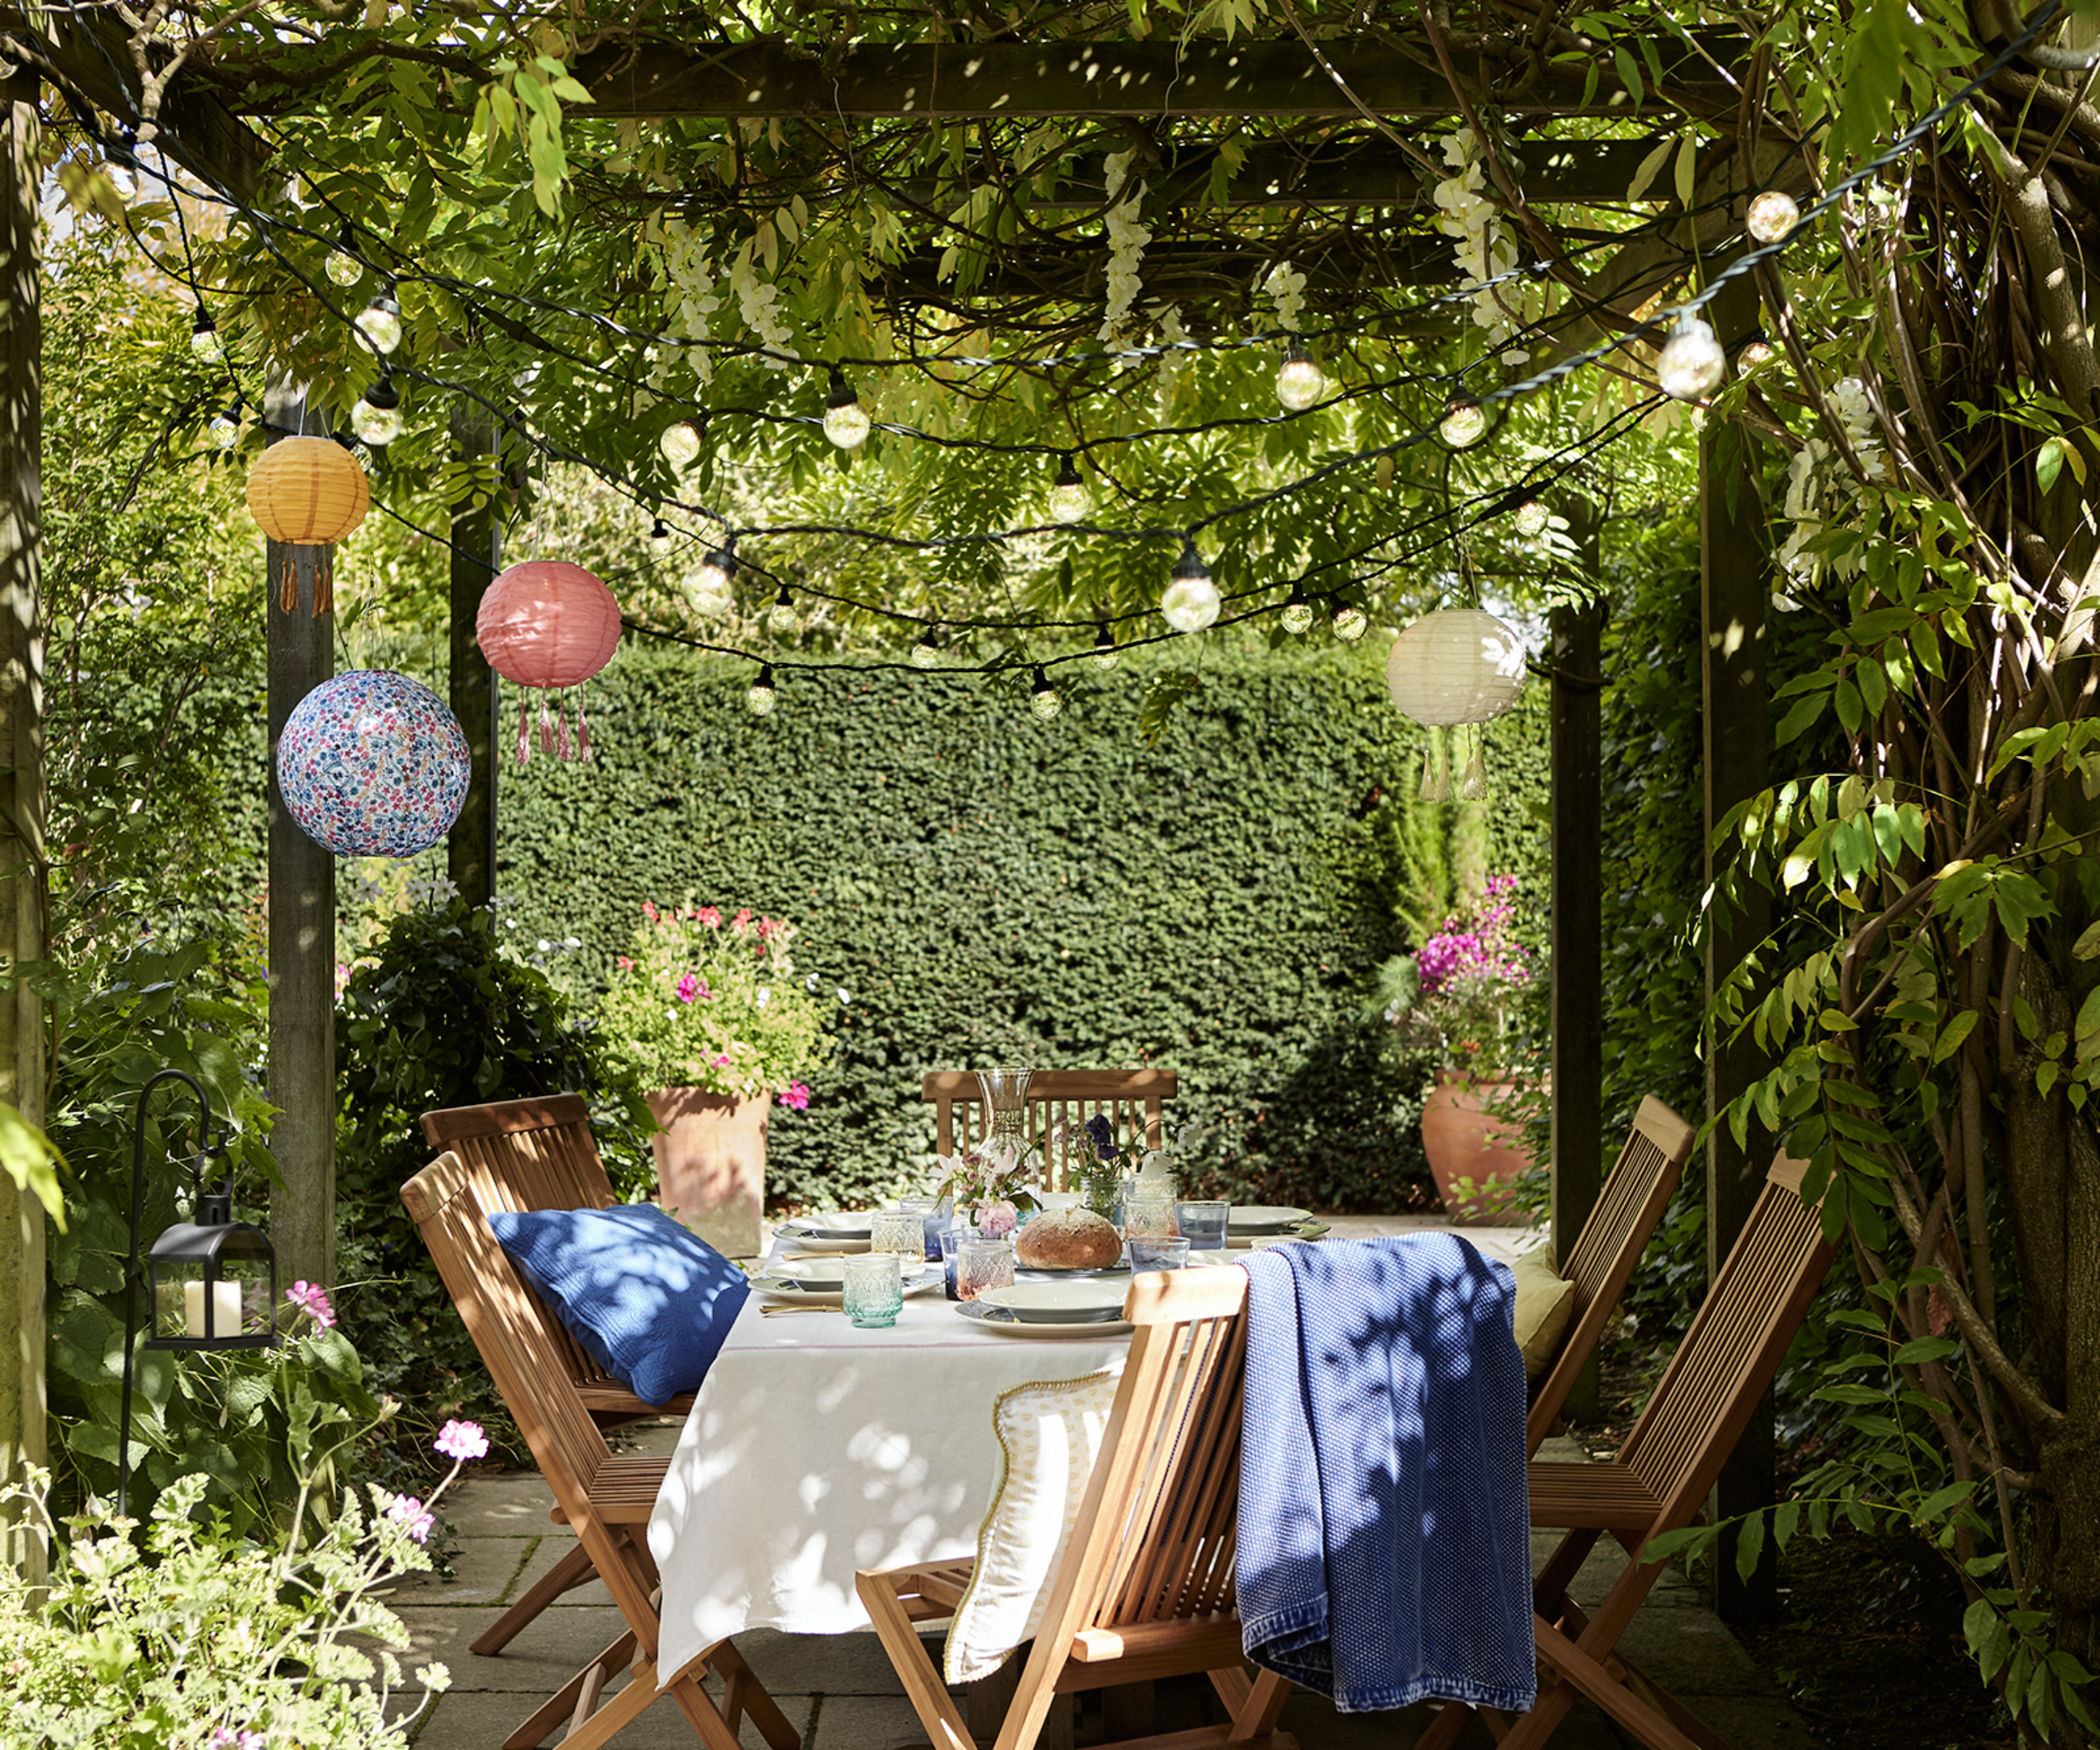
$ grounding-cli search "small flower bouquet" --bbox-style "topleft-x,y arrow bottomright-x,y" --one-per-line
595,902 -> 835,1102
1382,873 -> 1536,1082
934,1136 -> 1043,1236
1055,1114 -> 1207,1218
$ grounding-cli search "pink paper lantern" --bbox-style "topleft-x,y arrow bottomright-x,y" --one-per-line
477,561 -> 622,765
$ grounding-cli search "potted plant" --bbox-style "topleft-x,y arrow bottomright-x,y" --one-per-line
596,902 -> 834,1255
1382,873 -> 1539,1223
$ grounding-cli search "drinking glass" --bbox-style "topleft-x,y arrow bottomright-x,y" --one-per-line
938,1221 -> 976,1301
957,1236 -> 1017,1302
869,1210 -> 928,1282
1129,1237 -> 1191,1273
1177,1200 -> 1229,1251
899,1195 -> 942,1261
844,1252 -> 904,1327
1124,1182 -> 1179,1241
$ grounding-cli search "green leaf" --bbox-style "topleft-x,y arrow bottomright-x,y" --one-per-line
2037,436 -> 2065,494
0,1100 -> 64,1225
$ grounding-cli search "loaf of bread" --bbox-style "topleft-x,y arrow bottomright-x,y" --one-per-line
1016,1207 -> 1123,1270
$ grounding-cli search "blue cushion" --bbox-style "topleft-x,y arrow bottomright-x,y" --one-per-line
487,1204 -> 748,1407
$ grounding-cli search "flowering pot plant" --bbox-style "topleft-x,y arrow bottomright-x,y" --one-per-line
596,902 -> 835,1104
1382,874 -> 1536,1082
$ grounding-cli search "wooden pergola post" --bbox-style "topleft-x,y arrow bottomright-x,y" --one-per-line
447,407 -> 501,910
1700,271 -> 1775,1622
0,70 -> 45,1579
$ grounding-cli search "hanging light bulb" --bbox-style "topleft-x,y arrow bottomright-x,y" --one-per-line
1746,190 -> 1801,244
683,551 -> 735,618
1048,454 -> 1088,524
910,627 -> 942,668
324,221 -> 363,289
648,516 -> 674,554
822,368 -> 871,449
1333,601 -> 1369,642
190,305 -> 223,362
1030,666 -> 1064,721
1438,396 -> 1487,449
1280,586 -> 1315,634
1740,334 -> 1774,368
1513,498 -> 1550,537
746,663 -> 777,716
767,585 -> 801,636
350,371 -> 404,446
1275,343 -> 1326,412
1089,622 -> 1120,669
1162,537 -> 1222,634
209,399 -> 242,452
1657,315 -> 1726,401
354,291 -> 403,356
660,420 -> 702,467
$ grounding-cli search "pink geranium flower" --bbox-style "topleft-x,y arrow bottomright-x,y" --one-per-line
675,972 -> 699,1003
387,1494 -> 435,1543
642,900 -> 659,922
696,906 -> 721,928
732,908 -> 752,931
777,1081 -> 810,1111
433,1419 -> 490,1463
286,1280 -> 335,1330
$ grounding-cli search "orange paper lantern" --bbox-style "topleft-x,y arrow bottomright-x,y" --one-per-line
246,437 -> 371,615
477,560 -> 623,765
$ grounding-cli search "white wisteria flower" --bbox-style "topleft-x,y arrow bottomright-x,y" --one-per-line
1099,150 -> 1152,348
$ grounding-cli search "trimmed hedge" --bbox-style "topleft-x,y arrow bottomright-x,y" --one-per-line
496,635 -> 1553,1212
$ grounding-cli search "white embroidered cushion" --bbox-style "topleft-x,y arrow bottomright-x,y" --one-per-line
1510,1245 -> 1577,1378
942,1363 -> 1124,1685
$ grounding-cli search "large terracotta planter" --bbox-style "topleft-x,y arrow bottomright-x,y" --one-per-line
1421,1074 -> 1532,1226
647,1088 -> 767,1257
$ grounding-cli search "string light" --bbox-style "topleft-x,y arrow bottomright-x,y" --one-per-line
660,420 -> 702,467
1280,586 -> 1314,634
1029,665 -> 1064,721
648,516 -> 674,553
324,221 -> 362,288
746,663 -> 777,716
1276,344 -> 1326,412
350,370 -> 403,445
1090,622 -> 1120,668
684,540 -> 736,616
209,398 -> 242,451
910,628 -> 942,668
1332,602 -> 1368,641
1740,334 -> 1774,368
190,305 -> 222,361
354,291 -> 403,356
1438,397 -> 1487,449
1746,190 -> 1801,244
1513,498 -> 1549,537
822,369 -> 871,449
1162,537 -> 1222,634
767,584 -> 801,635
1048,454 -> 1088,524
1657,316 -> 1726,401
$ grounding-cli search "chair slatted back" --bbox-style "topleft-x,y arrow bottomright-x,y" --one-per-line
1528,1096 -> 1697,1452
1621,1154 -> 1835,1520
922,1069 -> 1177,1192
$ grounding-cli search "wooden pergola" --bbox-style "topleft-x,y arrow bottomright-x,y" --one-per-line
0,16 -> 1782,1613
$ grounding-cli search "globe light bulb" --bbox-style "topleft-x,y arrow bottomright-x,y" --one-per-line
1438,397 -> 1487,449
1030,666 -> 1064,721
209,402 -> 242,451
1090,623 -> 1120,669
1333,604 -> 1369,641
648,517 -> 674,554
1657,315 -> 1726,401
190,306 -> 223,362
660,421 -> 702,467
767,586 -> 800,636
1048,455 -> 1088,524
1740,338 -> 1774,368
1276,344 -> 1326,412
1513,499 -> 1549,537
1746,190 -> 1801,245
910,633 -> 942,668
350,373 -> 403,446
1162,539 -> 1222,634
325,222 -> 362,288
823,370 -> 871,449
354,293 -> 402,356
1280,587 -> 1314,634
746,665 -> 777,716
684,553 -> 735,618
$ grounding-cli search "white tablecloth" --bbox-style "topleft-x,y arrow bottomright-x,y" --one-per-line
648,1261 -> 1130,1684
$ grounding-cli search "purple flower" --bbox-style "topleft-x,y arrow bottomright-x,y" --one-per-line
675,972 -> 699,1003
212,1732 -> 265,1749
388,1494 -> 435,1543
777,1081 -> 810,1111
1085,1113 -> 1116,1160
433,1419 -> 489,1463
286,1280 -> 336,1330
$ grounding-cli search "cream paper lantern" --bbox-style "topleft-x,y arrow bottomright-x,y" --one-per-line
1384,608 -> 1528,799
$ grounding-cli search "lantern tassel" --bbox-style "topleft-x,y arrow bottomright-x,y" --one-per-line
1419,739 -> 1439,802
538,700 -> 555,757
515,695 -> 531,766
1460,727 -> 1488,800
556,699 -> 571,762
278,551 -> 298,614
312,548 -> 332,618
577,699 -> 592,763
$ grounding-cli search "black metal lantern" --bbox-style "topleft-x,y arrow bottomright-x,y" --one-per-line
116,1068 -> 279,1515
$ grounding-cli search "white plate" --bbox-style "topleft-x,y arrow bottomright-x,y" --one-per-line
1228,1206 -> 1313,1233
750,1276 -> 939,1306
766,1257 -> 854,1289
979,1280 -> 1130,1320
780,1212 -> 874,1239
1227,1221 -> 1330,1250
954,1300 -> 1132,1338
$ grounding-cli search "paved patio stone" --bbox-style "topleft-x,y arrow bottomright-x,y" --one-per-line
384,1531 -> 545,1606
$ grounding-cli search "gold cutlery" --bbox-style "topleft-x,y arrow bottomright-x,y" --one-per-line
760,1302 -> 836,1315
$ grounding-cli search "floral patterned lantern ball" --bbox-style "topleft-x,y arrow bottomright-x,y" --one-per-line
276,670 -> 470,858
476,560 -> 622,764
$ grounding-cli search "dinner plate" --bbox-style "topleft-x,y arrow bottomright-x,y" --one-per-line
778,1212 -> 874,1240
764,1257 -> 854,1290
979,1280 -> 1130,1320
749,1275 -> 940,1306
954,1300 -> 1132,1338
1228,1206 -> 1313,1234
1227,1220 -> 1330,1249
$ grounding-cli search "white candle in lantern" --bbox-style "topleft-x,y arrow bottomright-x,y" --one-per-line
184,1278 -> 243,1340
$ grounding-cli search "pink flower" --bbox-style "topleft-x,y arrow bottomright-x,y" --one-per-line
212,1732 -> 265,1749
712,1053 -> 733,1068
387,1494 -> 435,1543
642,900 -> 660,922
732,908 -> 752,931
696,906 -> 721,928
675,972 -> 699,1003
756,916 -> 780,941
433,1419 -> 489,1463
616,956 -> 634,971
777,1081 -> 810,1111
976,1199 -> 1018,1238
286,1280 -> 335,1330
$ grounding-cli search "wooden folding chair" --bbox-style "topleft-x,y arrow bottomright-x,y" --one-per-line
417,1094 -> 695,1656
1420,1152 -> 1838,1750
857,1264 -> 1294,1750
402,1150 -> 800,1750
1527,1096 -> 1698,1454
922,1068 -> 1178,1191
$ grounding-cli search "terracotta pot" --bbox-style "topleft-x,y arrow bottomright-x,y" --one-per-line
1420,1074 -> 1532,1226
647,1088 -> 768,1256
